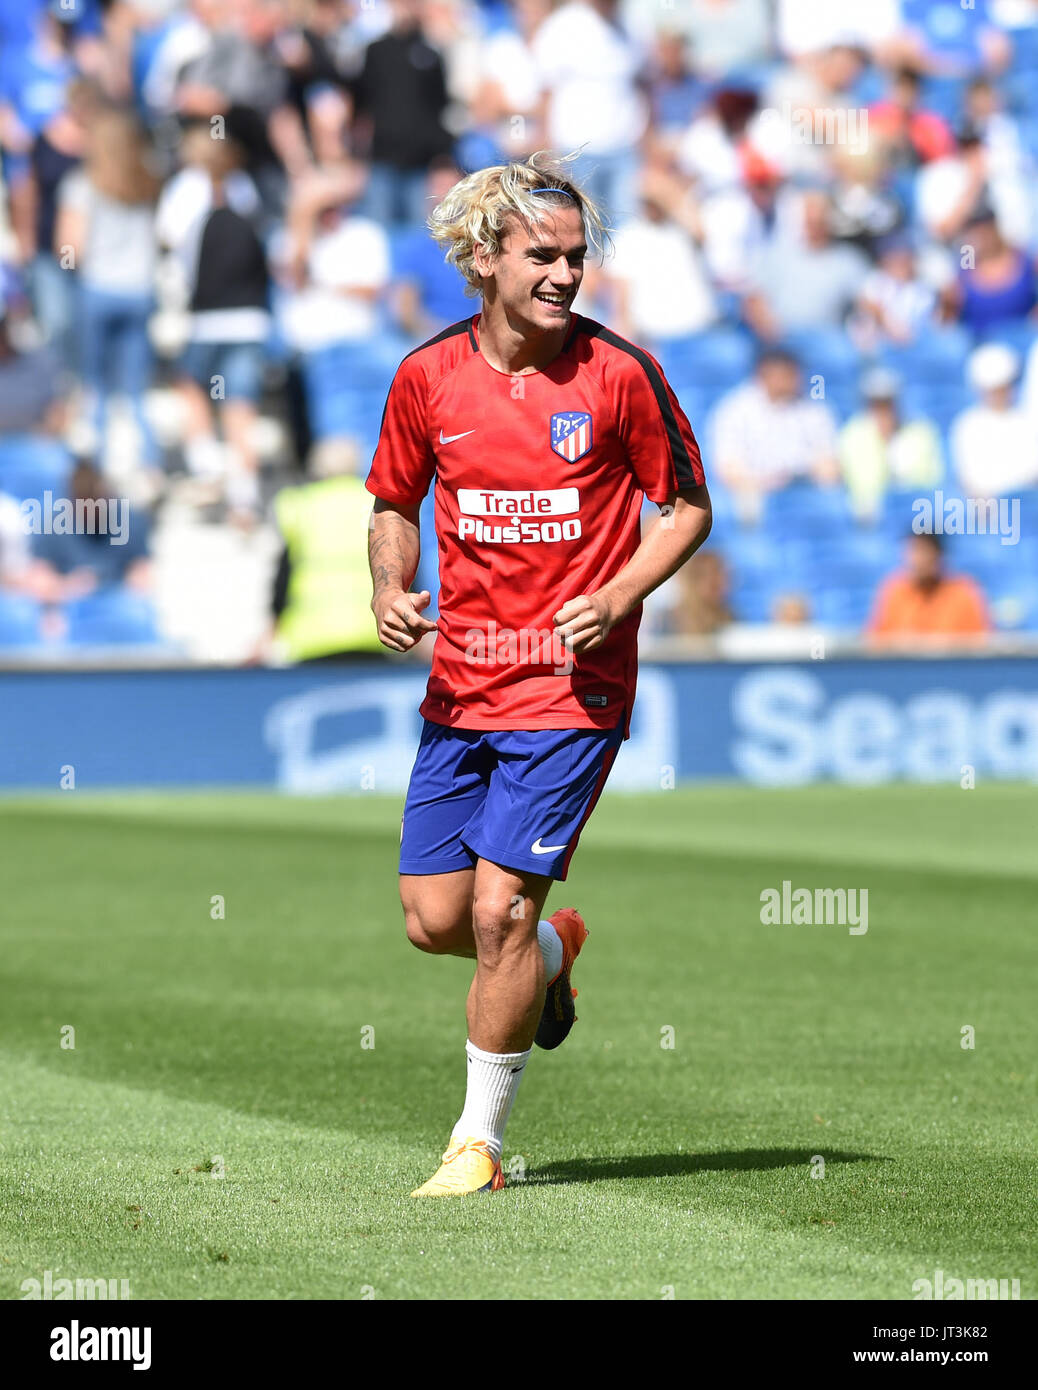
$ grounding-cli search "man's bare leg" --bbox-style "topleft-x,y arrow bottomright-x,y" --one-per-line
408,859 -> 554,1195
466,859 -> 552,1053
400,870 -> 476,958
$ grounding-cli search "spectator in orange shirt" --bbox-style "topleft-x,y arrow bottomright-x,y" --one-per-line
867,532 -> 990,649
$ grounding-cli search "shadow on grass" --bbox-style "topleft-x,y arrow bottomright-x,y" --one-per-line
523,1149 -> 888,1186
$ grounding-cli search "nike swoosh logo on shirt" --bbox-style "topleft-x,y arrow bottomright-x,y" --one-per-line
439,428 -> 476,444
531,838 -> 568,854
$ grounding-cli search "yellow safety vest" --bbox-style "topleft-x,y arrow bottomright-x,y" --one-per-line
274,476 -> 385,660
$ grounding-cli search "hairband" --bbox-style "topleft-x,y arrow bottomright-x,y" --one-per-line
529,187 -> 576,199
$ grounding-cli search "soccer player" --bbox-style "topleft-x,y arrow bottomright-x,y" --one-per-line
366,153 -> 712,1196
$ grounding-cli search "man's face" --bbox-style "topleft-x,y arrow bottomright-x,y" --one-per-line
802,193 -> 831,245
759,359 -> 799,402
906,536 -> 942,583
480,205 -> 587,334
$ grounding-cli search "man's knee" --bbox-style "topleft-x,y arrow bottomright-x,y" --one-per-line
471,888 -> 534,967
403,903 -> 469,955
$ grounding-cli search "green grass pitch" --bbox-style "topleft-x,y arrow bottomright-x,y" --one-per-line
1,785 -> 1034,1301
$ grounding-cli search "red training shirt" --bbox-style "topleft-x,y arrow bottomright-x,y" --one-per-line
365,312 -> 705,735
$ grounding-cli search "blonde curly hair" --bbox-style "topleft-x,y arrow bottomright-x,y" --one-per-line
427,151 -> 611,297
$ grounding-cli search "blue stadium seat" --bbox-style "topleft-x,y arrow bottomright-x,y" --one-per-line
814,585 -> 875,630
824,380 -> 863,422
761,484 -> 854,538
721,531 -> 784,585
919,76 -> 970,124
879,487 -> 932,538
704,477 -> 737,531
973,319 -> 1038,357
1009,23 -> 1038,73
728,581 -> 774,623
879,328 -> 971,383
667,381 -> 715,432
780,328 -> 862,388
1015,488 -> 1038,522
986,580 -> 1038,630
900,381 -> 963,433
658,329 -> 755,392
0,436 -> 71,505
301,343 -> 399,442
64,590 -> 161,647
810,531 -> 899,584
0,593 -> 43,648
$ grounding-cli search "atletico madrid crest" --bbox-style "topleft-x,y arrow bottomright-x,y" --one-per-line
550,411 -> 593,462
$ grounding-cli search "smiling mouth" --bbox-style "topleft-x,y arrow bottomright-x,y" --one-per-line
534,292 -> 569,308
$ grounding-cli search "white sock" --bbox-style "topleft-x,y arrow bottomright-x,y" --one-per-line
454,1039 -> 530,1163
537,919 -> 564,983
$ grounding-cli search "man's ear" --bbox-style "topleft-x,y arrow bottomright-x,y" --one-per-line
471,240 -> 494,280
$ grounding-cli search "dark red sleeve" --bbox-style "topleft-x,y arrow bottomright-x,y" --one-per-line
365,353 -> 436,506
611,347 -> 705,505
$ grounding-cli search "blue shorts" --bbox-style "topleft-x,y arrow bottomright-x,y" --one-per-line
181,340 -> 266,402
399,718 -> 625,882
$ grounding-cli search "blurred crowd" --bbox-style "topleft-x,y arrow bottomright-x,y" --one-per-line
1,0 -> 1038,659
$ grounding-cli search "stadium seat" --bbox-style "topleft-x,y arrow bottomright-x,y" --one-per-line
900,381 -> 962,433
973,319 -> 1038,356
658,329 -> 755,392
761,484 -> 854,539
1009,23 -> 1038,73
668,382 -> 716,431
64,590 -> 161,647
728,581 -> 774,624
824,380 -> 863,422
780,327 -> 862,387
814,585 -> 875,630
0,436 -> 71,505
704,477 -> 737,531
879,328 -> 971,383
879,487 -> 933,538
919,75 -> 969,123
722,531 -> 785,585
0,593 -> 43,648
811,530 -> 899,578
985,580 -> 1037,630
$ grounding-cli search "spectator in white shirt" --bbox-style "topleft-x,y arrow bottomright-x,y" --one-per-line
774,0 -> 904,61
531,0 -> 648,227
622,0 -> 771,79
742,190 -> 870,339
0,491 -> 32,594
713,348 -> 840,522
603,179 -> 716,343
855,232 -> 940,346
470,0 -> 551,160
677,86 -> 759,196
277,163 -> 390,353
951,343 -> 1038,498
916,121 -> 1032,251
1022,334 -> 1038,421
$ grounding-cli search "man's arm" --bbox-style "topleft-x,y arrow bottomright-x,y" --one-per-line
553,485 -> 712,653
368,497 -> 438,652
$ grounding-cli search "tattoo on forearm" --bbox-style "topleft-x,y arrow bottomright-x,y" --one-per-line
368,512 -> 419,597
